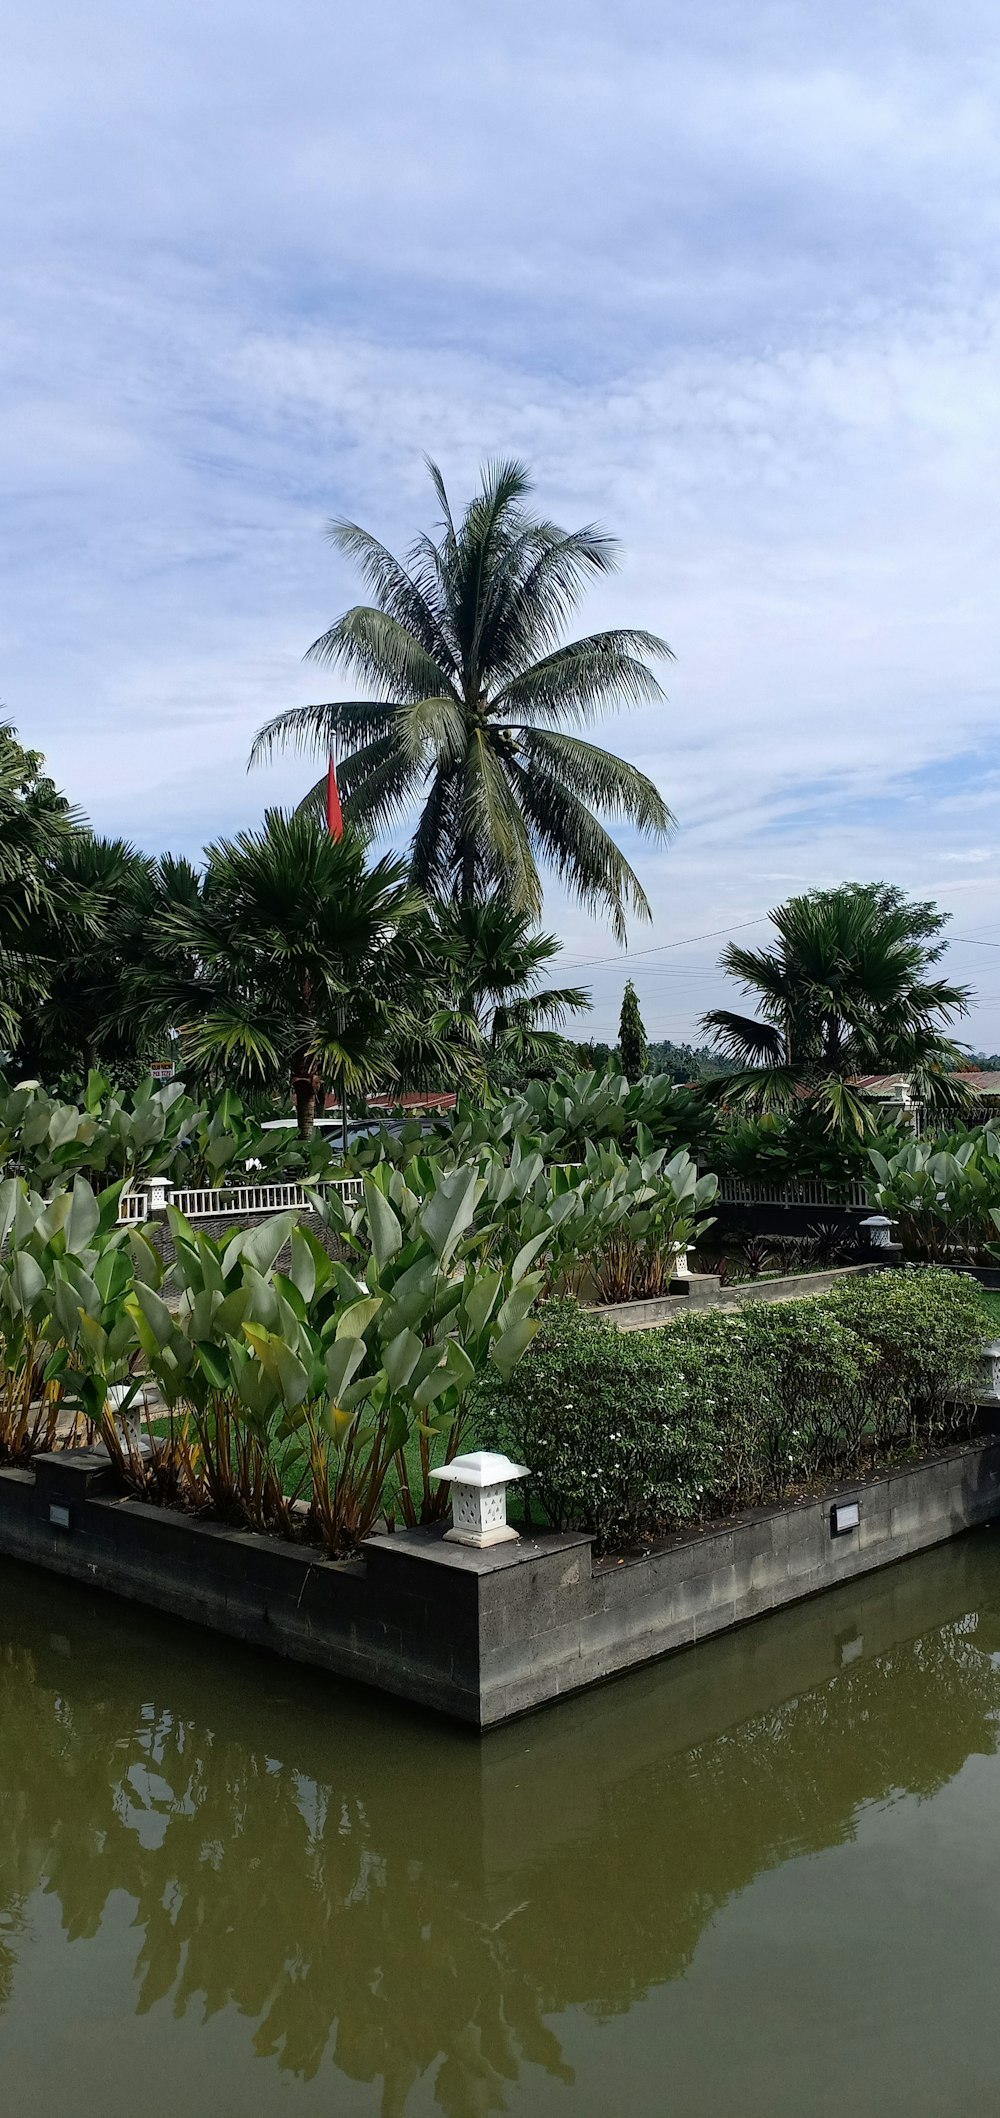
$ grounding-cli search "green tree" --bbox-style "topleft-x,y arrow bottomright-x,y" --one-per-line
250,460 -> 674,939
0,724 -> 79,1052
150,810 -> 434,1137
701,882 -> 972,1133
425,899 -> 591,1087
618,977 -> 648,1083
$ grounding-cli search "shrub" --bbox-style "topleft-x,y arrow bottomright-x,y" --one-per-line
663,1300 -> 864,1505
825,1267 -> 986,1450
473,1299 -> 720,1553
476,1271 -> 992,1551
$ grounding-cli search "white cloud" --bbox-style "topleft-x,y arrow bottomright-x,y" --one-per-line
3,0 -> 1000,1041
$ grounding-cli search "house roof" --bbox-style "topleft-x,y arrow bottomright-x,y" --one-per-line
852,1070 -> 1000,1098
323,1088 -> 457,1114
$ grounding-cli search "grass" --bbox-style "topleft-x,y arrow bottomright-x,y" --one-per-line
979,1289 -> 1000,1329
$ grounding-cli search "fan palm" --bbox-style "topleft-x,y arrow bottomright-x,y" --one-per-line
14,833 -> 156,1082
701,883 -> 972,1133
0,723 -> 80,1051
149,810 -> 438,1136
424,899 -> 591,1083
250,459 -> 674,939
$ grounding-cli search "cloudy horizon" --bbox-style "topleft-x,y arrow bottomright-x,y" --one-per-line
4,0 -> 1000,1044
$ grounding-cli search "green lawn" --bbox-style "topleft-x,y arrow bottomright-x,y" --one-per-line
979,1289 -> 1000,1330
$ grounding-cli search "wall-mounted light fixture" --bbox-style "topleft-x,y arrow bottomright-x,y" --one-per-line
830,1500 -> 860,1537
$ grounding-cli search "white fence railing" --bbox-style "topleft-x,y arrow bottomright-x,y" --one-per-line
713,1178 -> 873,1209
117,1188 -> 153,1223
118,1177 -> 364,1225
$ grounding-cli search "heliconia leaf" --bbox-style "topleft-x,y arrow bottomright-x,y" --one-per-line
196,1341 -> 232,1391
335,1294 -> 382,1340
411,1364 -> 456,1410
382,1327 -> 422,1391
364,1180 -> 403,1271
418,1165 -> 480,1266
65,1177 -> 99,1256
288,1227 -> 317,1304
320,1402 -> 356,1444
489,1315 -> 541,1381
0,1178 -> 20,1250
235,1210 -> 298,1277
132,1281 -> 175,1350
11,1251 -> 46,1312
325,1335 -> 367,1402
127,1228 -> 164,1289
509,1231 -> 549,1283
442,1338 -> 476,1388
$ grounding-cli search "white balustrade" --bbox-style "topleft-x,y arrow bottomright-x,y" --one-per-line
117,1176 -> 364,1225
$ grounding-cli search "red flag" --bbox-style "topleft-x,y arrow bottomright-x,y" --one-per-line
326,754 -> 343,841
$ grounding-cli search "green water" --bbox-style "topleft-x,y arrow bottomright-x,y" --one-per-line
4,1542 -> 1000,2117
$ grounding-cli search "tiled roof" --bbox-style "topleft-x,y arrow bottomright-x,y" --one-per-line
851,1070 -> 1000,1097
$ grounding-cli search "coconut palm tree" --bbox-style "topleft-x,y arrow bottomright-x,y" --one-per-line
249,460 -> 674,940
150,810 -> 439,1137
700,883 -> 973,1132
424,899 -> 591,1084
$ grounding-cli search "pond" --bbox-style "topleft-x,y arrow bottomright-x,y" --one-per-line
3,1535 -> 1000,2116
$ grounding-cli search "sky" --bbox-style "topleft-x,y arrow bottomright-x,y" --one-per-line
3,0 -> 1000,1045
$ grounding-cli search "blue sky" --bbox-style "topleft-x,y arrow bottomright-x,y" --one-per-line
4,0 -> 1000,1042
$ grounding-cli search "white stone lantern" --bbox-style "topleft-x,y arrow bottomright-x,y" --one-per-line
95,1382 -> 154,1459
146,1176 -> 172,1214
860,1214 -> 894,1249
977,1342 -> 1000,1405
430,1450 -> 529,1549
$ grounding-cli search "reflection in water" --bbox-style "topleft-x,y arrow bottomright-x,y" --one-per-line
2,1539 -> 1000,2114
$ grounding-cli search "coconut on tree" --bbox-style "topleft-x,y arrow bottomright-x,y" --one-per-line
250,459 -> 674,941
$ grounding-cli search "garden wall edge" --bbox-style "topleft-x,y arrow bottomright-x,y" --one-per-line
1,1439 -> 998,1728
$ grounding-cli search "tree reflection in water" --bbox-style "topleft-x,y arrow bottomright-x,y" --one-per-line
1,1538 -> 1000,2116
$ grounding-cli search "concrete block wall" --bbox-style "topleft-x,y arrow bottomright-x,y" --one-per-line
4,1438 -> 998,1728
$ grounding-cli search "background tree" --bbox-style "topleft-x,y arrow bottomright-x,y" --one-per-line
424,900 -> 591,1088
149,810 -> 435,1137
618,977 -> 648,1083
250,459 -> 674,940
0,724 -> 79,1054
701,882 -> 972,1132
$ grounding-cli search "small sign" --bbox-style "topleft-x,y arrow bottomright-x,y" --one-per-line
49,1504 -> 71,1530
150,1062 -> 175,1083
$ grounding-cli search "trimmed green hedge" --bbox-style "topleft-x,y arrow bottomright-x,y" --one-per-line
474,1270 -> 990,1554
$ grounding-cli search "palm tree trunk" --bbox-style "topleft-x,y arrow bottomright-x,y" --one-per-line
292,1065 -> 318,1139
460,838 -> 476,905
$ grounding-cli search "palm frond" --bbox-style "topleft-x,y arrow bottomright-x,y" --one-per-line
497,630 -> 669,724
517,729 -> 674,837
699,1009 -> 785,1066
306,607 -> 457,703
514,760 -> 652,942
462,734 -> 540,916
325,521 -> 453,665
249,701 -> 396,768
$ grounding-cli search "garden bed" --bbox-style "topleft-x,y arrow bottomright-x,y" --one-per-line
1,1435 -> 998,1727
592,1261 -> 883,1331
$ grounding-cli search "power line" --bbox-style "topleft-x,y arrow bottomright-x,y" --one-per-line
561,915 -> 769,971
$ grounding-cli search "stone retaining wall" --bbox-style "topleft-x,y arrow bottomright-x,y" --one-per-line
593,1260 -> 883,1330
2,1436 -> 998,1728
